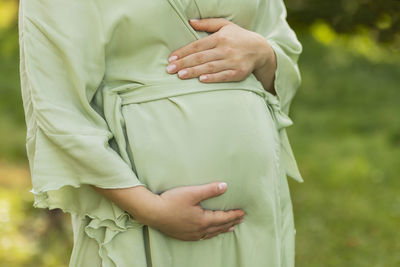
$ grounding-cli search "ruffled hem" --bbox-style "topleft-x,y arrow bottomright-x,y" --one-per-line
31,184 -> 145,266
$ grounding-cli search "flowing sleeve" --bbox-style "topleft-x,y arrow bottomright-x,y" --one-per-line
252,0 -> 304,182
18,1 -> 147,262
253,0 -> 303,115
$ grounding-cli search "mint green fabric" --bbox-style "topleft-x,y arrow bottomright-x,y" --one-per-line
18,0 -> 303,266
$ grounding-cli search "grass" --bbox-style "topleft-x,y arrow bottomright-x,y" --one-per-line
288,33 -> 400,266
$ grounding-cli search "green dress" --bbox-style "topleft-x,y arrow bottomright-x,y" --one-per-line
18,0 -> 304,266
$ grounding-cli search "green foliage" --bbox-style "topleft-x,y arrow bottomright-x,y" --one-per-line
0,15 -> 26,163
285,0 -> 400,48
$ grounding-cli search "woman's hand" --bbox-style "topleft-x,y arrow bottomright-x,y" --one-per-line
166,18 -> 275,84
147,182 -> 246,241
93,181 -> 245,241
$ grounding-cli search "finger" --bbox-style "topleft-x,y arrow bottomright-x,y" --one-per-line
202,224 -> 236,240
199,69 -> 245,83
189,18 -> 232,33
205,216 -> 243,236
177,59 -> 232,79
168,34 -> 218,62
188,182 -> 228,204
203,208 -> 245,227
168,49 -> 224,74
198,220 -> 235,241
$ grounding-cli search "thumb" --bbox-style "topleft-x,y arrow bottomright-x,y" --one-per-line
189,181 -> 228,205
189,18 -> 231,33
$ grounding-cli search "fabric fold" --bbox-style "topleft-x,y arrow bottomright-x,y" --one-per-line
102,88 -> 132,168
84,206 -> 144,267
31,182 -> 145,267
262,92 -> 304,182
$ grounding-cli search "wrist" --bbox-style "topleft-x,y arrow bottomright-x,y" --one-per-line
253,33 -> 275,71
92,184 -> 163,226
126,186 -> 163,226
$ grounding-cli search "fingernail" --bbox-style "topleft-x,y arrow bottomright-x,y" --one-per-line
189,18 -> 200,23
228,226 -> 235,232
166,64 -> 176,73
178,69 -> 188,77
218,182 -> 227,192
199,74 -> 207,81
168,55 -> 178,62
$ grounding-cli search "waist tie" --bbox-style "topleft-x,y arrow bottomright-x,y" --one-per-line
262,92 -> 304,182
102,78 -> 304,183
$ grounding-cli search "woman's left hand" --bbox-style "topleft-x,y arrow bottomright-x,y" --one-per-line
166,18 -> 274,83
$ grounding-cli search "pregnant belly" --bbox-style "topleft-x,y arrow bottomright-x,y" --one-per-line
122,89 -> 280,217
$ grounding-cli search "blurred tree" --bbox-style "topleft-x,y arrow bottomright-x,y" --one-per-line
286,0 -> 400,47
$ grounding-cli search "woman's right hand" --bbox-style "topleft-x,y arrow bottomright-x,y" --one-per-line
146,182 -> 246,241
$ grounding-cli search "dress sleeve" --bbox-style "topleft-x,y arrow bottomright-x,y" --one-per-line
253,0 -> 303,115
18,0 -> 147,253
252,0 -> 304,182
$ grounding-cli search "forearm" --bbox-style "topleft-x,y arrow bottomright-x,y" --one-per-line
252,37 -> 277,95
91,184 -> 161,226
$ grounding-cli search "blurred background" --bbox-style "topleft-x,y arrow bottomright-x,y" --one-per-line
0,0 -> 399,266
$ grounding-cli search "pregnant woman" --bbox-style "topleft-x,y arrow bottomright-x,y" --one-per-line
18,0 -> 304,266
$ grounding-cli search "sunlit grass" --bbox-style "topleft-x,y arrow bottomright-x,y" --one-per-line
0,190 -> 36,265
0,161 -> 72,267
